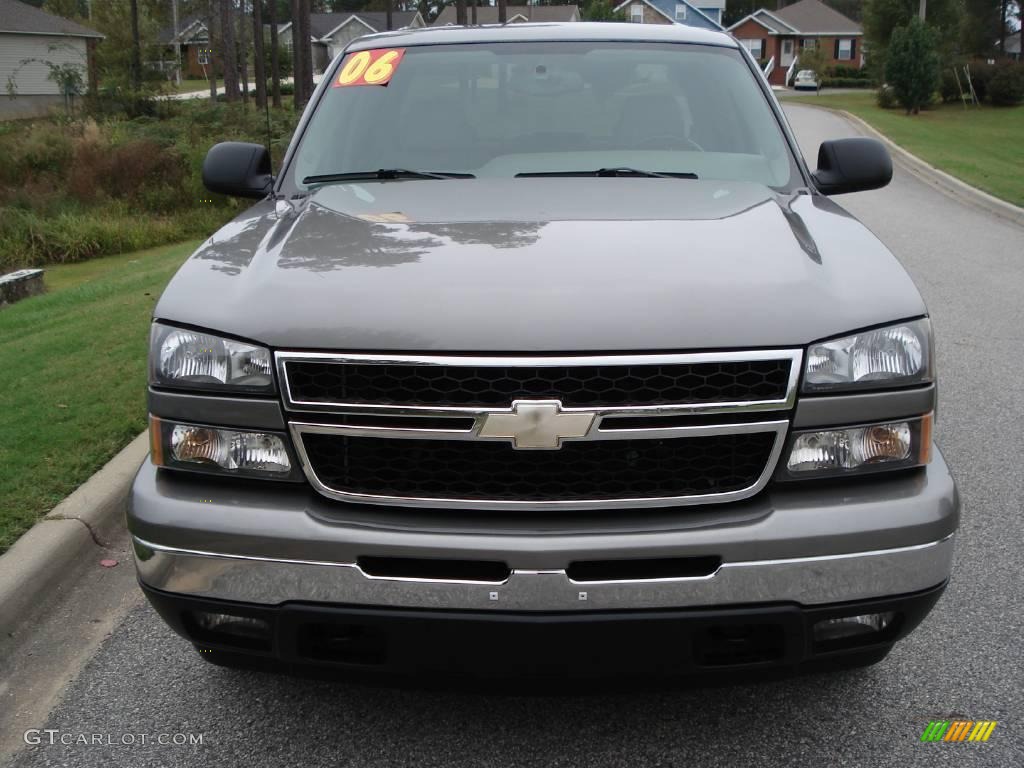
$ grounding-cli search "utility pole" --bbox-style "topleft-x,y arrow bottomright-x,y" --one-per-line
498,0 -> 507,24
386,0 -> 393,31
172,0 -> 181,86
456,0 -> 466,25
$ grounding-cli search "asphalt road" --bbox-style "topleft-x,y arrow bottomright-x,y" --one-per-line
6,105 -> 1024,768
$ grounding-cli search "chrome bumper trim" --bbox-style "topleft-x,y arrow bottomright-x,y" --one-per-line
133,535 -> 954,611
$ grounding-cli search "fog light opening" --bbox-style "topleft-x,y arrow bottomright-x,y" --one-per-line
189,611 -> 272,651
813,611 -> 897,652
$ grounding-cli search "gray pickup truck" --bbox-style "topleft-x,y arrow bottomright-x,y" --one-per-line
130,23 -> 958,679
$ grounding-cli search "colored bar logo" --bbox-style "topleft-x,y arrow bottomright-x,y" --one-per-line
920,721 -> 997,742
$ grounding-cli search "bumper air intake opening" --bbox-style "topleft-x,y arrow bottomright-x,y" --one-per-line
692,623 -> 787,666
357,556 -> 511,583
567,556 -> 722,582
297,623 -> 388,665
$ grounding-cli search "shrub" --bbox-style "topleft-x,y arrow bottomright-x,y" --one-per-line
963,62 -> 996,102
826,65 -> 870,80
988,63 -> 1024,106
876,85 -> 898,109
821,77 -> 873,88
0,99 -> 300,269
885,18 -> 941,114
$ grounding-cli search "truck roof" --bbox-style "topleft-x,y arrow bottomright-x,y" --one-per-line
346,21 -> 738,52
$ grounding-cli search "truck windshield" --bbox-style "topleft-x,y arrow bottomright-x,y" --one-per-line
289,41 -> 796,191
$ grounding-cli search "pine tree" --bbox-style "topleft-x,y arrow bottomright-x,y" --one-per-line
885,16 -> 940,114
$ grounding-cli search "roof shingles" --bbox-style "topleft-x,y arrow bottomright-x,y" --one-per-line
0,0 -> 102,38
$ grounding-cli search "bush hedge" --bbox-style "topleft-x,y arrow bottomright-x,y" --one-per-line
0,99 -> 299,271
988,64 -> 1024,106
821,77 -> 873,89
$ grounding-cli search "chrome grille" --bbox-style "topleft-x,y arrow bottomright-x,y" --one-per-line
278,351 -> 801,510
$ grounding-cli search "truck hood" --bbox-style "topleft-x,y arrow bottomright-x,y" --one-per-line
155,179 -> 925,351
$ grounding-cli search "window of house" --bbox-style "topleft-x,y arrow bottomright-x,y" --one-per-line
197,47 -> 210,65
801,38 -> 817,50
837,38 -> 854,60
630,3 -> 643,22
675,3 -> 687,20
741,39 -> 764,59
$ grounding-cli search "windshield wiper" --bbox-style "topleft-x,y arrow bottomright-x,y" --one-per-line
303,169 -> 475,185
516,167 -> 698,179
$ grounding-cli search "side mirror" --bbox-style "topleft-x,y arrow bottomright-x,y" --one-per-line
202,142 -> 274,199
811,138 -> 892,196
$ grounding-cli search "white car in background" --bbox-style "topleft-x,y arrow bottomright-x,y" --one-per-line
793,69 -> 819,91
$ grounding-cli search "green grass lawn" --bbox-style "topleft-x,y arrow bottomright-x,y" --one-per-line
785,91 -> 1024,207
0,240 -> 198,552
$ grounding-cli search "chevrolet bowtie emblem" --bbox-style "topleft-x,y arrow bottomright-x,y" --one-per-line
477,400 -> 595,450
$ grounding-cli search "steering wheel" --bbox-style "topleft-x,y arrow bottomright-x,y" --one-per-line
636,135 -> 705,152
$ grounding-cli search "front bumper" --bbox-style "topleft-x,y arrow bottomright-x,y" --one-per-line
129,447 -> 959,612
142,581 -> 947,677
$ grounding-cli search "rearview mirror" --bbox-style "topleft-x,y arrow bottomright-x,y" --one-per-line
811,138 -> 892,196
202,142 -> 274,199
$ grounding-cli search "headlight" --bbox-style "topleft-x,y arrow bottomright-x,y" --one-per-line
149,323 -> 274,394
803,319 -> 932,392
778,414 -> 932,480
150,416 -> 301,480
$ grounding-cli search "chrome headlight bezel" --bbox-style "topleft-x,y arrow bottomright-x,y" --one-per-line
149,323 -> 275,394
803,319 -> 933,394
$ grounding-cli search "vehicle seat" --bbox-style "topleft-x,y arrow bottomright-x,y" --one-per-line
613,92 -> 688,150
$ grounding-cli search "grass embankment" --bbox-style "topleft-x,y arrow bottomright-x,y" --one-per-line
786,92 -> 1024,207
0,240 -> 197,552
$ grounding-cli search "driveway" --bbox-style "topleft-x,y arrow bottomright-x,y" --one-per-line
6,104 -> 1024,768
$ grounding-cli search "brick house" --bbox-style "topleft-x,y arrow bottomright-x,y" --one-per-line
157,16 -> 217,80
727,0 -> 863,87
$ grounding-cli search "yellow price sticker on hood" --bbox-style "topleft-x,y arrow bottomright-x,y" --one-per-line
334,48 -> 406,88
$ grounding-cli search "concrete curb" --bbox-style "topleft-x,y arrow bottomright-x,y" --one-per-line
794,102 -> 1024,229
0,432 -> 148,637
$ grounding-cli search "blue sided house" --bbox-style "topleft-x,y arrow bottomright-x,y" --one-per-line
612,0 -> 725,30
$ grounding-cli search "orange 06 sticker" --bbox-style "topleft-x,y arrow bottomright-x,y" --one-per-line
334,48 -> 405,87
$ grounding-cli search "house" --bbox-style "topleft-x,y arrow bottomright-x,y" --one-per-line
432,5 -> 580,26
156,16 -> 215,81
280,11 -> 426,73
727,0 -> 863,87
0,0 -> 102,119
613,0 -> 725,30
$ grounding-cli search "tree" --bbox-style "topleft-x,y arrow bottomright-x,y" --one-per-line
221,0 -> 240,101
253,0 -> 268,108
268,0 -> 282,107
863,0 -> 961,78
582,0 -> 627,21
42,0 -> 88,18
238,0 -> 250,103
292,0 -> 314,108
129,0 -> 142,91
797,43 -> 828,90
885,16 -> 940,113
960,0 -> 1002,58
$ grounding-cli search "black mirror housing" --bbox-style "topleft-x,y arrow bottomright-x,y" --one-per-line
202,142 -> 274,199
811,138 -> 893,196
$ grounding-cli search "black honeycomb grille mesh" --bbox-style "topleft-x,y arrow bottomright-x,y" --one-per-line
301,432 -> 777,502
285,359 -> 792,408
